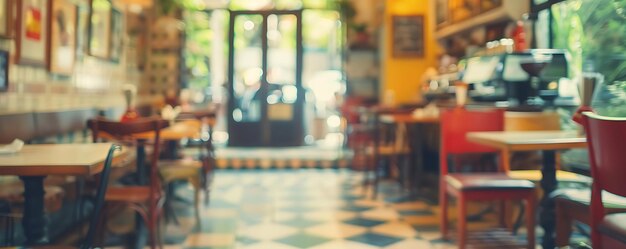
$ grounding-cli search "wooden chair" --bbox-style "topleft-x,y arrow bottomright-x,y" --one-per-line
88,118 -> 168,249
560,112 -> 626,248
439,108 -> 536,249
178,110 -> 218,205
349,107 -> 411,198
370,121 -> 411,198
503,111 -> 590,184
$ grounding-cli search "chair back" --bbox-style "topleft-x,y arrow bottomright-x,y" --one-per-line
505,111 -> 561,131
581,112 -> 626,247
81,144 -> 121,249
87,118 -> 169,241
581,112 -> 626,198
440,108 -> 504,175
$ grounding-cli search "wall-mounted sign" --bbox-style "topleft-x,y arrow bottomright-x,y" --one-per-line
392,15 -> 424,58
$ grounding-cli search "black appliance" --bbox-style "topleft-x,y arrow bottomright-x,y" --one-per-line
461,49 -> 570,107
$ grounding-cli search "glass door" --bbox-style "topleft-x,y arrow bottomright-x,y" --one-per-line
228,10 -> 303,146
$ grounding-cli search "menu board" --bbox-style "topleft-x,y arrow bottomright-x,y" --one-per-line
392,15 -> 424,57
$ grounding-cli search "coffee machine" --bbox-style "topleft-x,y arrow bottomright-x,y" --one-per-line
461,49 -> 571,109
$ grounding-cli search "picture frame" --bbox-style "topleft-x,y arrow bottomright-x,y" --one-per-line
0,0 -> 13,38
75,3 -> 90,60
436,0 -> 449,28
0,50 -> 8,92
47,0 -> 77,75
87,0 -> 111,59
109,8 -> 123,62
15,0 -> 50,67
392,15 -> 425,58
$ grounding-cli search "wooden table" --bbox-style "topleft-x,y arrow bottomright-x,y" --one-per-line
131,120 -> 200,185
379,112 -> 440,195
132,120 -> 201,140
467,130 -> 587,249
0,143 -> 125,245
379,113 -> 440,124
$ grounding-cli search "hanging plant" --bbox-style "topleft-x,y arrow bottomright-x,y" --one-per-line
337,0 -> 356,22
157,0 -> 181,15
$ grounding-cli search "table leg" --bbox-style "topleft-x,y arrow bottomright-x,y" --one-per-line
163,141 -> 179,159
137,140 -> 146,185
135,140 -> 148,248
19,176 -> 48,245
540,150 -> 558,249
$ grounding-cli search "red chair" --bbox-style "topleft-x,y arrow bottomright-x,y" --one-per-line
580,112 -> 626,248
439,108 -> 536,249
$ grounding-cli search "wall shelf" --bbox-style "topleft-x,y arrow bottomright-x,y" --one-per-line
435,0 -> 528,40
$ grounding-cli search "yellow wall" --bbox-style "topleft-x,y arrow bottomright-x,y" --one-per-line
383,0 -> 439,104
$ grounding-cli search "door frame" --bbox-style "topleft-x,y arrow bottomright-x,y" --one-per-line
227,10 -> 304,147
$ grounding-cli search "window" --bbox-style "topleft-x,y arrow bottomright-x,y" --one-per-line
538,0 -> 626,116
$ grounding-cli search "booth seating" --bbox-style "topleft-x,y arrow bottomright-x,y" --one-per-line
0,107 -> 119,245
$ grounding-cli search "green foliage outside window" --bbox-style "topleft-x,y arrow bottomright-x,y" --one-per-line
552,0 -> 626,116
183,11 -> 216,89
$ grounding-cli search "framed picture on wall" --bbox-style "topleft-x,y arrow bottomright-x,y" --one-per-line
109,8 -> 123,62
392,15 -> 425,57
15,0 -> 50,66
75,3 -> 90,60
47,0 -> 77,75
436,0 -> 448,27
0,0 -> 13,38
0,50 -> 8,92
88,0 -> 111,59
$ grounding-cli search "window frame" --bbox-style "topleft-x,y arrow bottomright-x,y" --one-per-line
530,0 -> 567,48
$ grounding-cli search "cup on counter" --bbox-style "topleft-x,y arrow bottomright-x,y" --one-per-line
455,82 -> 469,106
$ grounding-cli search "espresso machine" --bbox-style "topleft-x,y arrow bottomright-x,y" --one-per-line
461,49 -> 572,110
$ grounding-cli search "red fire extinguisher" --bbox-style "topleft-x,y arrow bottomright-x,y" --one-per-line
512,21 -> 527,52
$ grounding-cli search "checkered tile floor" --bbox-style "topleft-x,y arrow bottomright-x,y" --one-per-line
213,147 -> 351,169
121,169 -> 587,249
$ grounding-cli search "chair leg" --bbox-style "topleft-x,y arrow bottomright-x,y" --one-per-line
555,200 -> 573,248
512,201 -> 525,235
458,195 -> 467,249
156,213 -> 164,249
148,213 -> 158,249
8,217 -> 14,246
440,183 -> 449,239
499,200 -> 507,228
526,195 -> 536,249
163,183 -> 180,225
96,203 -> 108,246
372,160 -> 380,200
190,176 -> 202,228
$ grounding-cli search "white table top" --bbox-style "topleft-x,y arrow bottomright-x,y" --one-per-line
467,130 -> 587,152
0,143 -> 126,176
